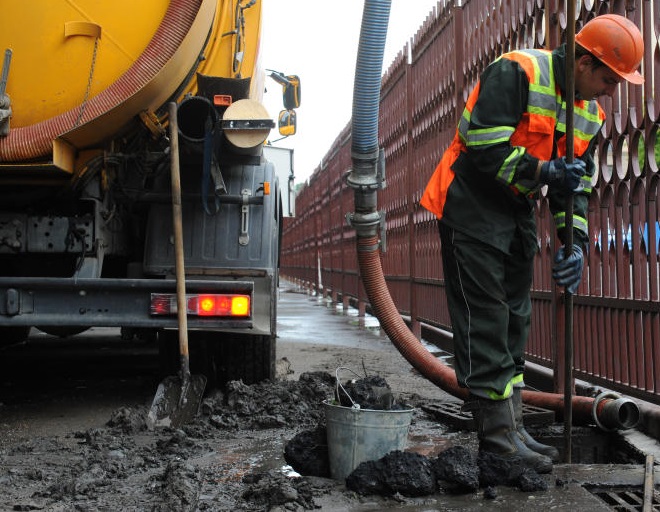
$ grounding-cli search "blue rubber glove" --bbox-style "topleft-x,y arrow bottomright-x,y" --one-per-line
540,157 -> 586,192
553,244 -> 584,294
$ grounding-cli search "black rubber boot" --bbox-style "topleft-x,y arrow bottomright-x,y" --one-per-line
467,396 -> 553,474
512,388 -> 560,462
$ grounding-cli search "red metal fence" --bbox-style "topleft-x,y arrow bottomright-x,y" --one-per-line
280,0 -> 660,405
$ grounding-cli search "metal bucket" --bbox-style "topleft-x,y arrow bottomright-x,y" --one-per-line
322,399 -> 414,481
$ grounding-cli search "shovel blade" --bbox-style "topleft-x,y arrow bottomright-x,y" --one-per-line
146,374 -> 207,430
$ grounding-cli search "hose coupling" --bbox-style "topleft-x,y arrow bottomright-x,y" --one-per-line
346,210 -> 382,240
346,148 -> 386,191
592,391 -> 640,431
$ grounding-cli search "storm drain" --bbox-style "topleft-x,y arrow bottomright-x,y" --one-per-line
421,400 -> 555,430
585,485 -> 660,511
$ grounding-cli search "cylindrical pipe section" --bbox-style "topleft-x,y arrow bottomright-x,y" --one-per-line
599,398 -> 641,430
176,95 -> 217,145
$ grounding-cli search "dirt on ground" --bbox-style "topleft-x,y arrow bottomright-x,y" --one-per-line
0,289 -> 560,512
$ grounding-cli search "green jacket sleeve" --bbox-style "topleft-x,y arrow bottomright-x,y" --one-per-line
463,57 -> 539,185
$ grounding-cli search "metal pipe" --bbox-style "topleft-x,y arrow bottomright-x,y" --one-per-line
176,95 -> 218,145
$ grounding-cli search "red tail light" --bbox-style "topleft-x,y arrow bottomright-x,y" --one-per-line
150,293 -> 251,317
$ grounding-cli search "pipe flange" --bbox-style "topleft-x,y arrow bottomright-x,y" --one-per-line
591,391 -> 621,432
345,174 -> 380,191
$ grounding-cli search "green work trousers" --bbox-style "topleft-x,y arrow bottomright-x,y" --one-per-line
439,221 -> 534,398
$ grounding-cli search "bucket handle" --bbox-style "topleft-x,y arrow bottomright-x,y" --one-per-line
335,366 -> 364,410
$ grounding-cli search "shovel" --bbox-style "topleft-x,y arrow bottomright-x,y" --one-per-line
147,102 -> 207,429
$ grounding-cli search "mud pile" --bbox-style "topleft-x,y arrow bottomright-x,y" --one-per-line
202,370 -> 335,431
0,370 -> 549,511
344,447 -> 547,497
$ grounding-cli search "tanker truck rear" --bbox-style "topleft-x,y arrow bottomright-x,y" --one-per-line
0,0 -> 298,386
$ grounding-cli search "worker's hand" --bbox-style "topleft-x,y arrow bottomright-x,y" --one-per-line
552,244 -> 584,294
540,157 -> 586,192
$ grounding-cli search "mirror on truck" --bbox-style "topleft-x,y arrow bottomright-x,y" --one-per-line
278,109 -> 297,137
268,70 -> 301,110
282,74 -> 300,110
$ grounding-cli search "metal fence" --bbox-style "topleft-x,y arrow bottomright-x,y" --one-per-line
280,0 -> 660,405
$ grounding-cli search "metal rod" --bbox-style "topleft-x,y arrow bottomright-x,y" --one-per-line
563,0 -> 577,463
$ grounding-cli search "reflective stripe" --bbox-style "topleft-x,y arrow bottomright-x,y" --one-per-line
510,176 -> 541,195
556,101 -> 603,142
484,375 -> 517,400
528,89 -> 557,116
579,174 -> 593,193
554,211 -> 588,236
498,146 -> 525,184
465,126 -> 516,148
458,110 -> 470,142
472,373 -> 524,400
521,50 -> 556,117
512,374 -> 525,388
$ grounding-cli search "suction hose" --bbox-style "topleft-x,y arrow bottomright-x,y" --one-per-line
347,0 -> 639,431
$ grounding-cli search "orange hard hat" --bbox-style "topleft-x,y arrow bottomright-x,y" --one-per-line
575,14 -> 644,85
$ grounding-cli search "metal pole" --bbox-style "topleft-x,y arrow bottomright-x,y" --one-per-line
563,0 -> 576,463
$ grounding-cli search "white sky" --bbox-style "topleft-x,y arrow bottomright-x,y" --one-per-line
261,0 -> 439,184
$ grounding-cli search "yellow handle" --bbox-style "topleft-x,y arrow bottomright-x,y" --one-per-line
64,21 -> 101,39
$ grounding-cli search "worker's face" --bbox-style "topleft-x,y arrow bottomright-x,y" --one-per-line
575,55 -> 622,99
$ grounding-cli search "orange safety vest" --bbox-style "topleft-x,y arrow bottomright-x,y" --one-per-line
420,49 -> 605,219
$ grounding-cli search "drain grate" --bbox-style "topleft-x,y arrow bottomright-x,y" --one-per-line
421,400 -> 555,430
586,485 -> 660,511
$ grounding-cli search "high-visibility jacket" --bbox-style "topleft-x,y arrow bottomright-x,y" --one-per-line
420,47 -> 605,248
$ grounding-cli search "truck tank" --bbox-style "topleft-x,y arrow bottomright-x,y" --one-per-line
0,0 -> 298,387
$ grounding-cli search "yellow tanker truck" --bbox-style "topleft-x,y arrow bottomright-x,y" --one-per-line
0,0 -> 298,386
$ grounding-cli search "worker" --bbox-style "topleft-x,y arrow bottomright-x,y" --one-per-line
420,14 -> 644,473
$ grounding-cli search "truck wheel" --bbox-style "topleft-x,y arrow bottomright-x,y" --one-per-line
0,326 -> 31,347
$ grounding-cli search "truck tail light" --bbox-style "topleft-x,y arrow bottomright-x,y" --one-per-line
150,293 -> 251,317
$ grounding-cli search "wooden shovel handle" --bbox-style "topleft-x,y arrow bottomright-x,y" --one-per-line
168,102 -> 191,377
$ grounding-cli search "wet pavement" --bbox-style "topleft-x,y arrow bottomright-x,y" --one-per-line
275,281 -> 660,511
